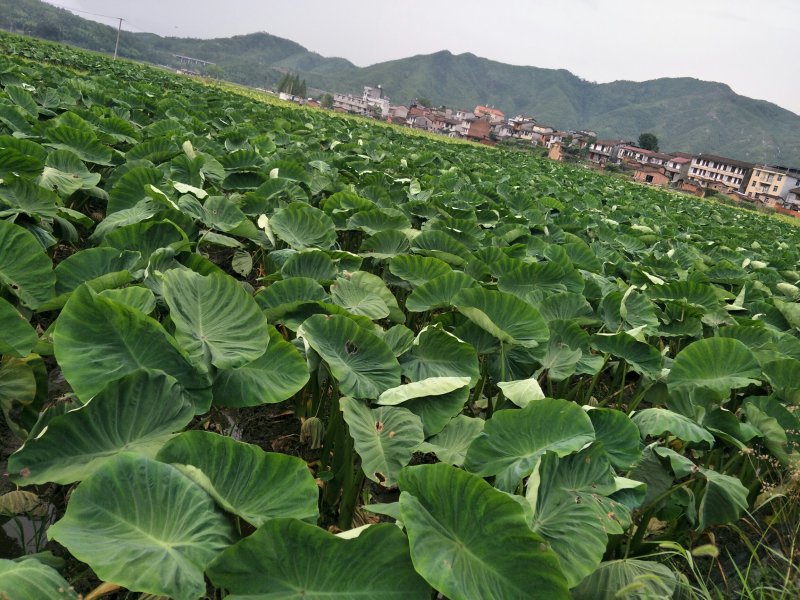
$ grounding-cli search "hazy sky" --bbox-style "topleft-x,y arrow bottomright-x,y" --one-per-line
44,0 -> 799,115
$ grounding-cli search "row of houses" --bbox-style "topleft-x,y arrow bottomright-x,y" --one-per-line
322,84 -> 800,213
579,139 -> 800,210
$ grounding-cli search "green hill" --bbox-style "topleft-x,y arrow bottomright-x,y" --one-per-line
2,0 -> 798,164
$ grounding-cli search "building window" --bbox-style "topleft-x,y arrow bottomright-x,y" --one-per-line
778,175 -> 783,181
774,186 -> 778,192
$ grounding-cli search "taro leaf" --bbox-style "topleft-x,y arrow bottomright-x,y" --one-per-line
416,415 -> 484,466
378,377 -> 471,437
399,463 -> 570,600
270,202 -> 336,250
668,337 -> 761,397
299,314 -> 400,398
378,377 -> 471,406
54,248 -> 140,295
162,269 -> 269,371
382,324 -> 415,356
8,371 -> 194,485
39,149 -> 101,197
348,207 -> 411,234
497,378 -> 546,408
44,126 -> 112,165
102,220 -> 189,266
0,296 -> 37,357
341,397 -> 424,487
97,286 -> 155,314
405,271 -> 477,313
0,557 -> 78,600
255,277 -> 327,313
107,166 -> 162,213
399,325 -> 480,386
587,407 -> 642,470
571,559 -> 677,600
330,276 -> 390,320
410,230 -> 472,266
0,147 -> 43,179
157,431 -> 318,526
762,359 -> 800,404
600,290 -> 660,333
5,85 -> 39,117
48,453 -> 235,600
590,332 -> 663,378
532,319 -> 587,381
632,408 -> 715,446
0,355 -> 37,438
348,270 -> 404,323
0,219 -> 56,309
773,298 -> 800,330
530,447 -> 630,587
207,519 -> 429,599
464,398 -> 596,491
212,325 -> 309,407
388,254 -> 452,286
359,229 -> 410,259
280,249 -> 338,281
53,285 -> 209,410
537,292 -> 597,324
454,286 -> 549,348
698,469 -> 748,531
0,177 -> 58,218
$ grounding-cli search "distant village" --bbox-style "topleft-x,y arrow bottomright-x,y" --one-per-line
275,83 -> 800,217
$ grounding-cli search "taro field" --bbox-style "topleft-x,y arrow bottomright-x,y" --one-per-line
0,32 -> 799,600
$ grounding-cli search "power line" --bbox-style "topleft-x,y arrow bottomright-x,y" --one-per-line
42,2 -> 124,23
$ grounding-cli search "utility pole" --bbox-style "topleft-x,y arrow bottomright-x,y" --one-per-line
113,17 -> 122,60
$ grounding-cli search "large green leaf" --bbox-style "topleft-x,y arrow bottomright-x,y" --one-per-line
54,248 -> 140,295
668,337 -> 761,397
454,286 -> 549,347
0,177 -> 58,218
157,431 -> 318,526
399,463 -> 569,600
399,325 -> 480,386
208,519 -> 430,599
0,558 -> 78,600
632,408 -> 715,446
53,285 -> 209,409
590,332 -> 663,378
44,125 -> 112,165
341,397 -> 424,487
388,254 -> 452,286
48,453 -> 235,600
587,408 -> 642,470
39,149 -> 101,197
330,276 -> 390,320
416,415 -> 484,466
530,447 -> 631,586
405,271 -> 477,312
8,370 -> 194,485
0,219 -> 55,309
697,469 -> 749,531
0,296 -> 37,357
270,202 -> 336,249
162,269 -> 269,370
211,325 -> 309,407
464,398 -> 596,491
571,559 -> 678,600
298,314 -> 400,399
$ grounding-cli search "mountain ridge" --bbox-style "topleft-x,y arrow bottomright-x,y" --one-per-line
2,0 -> 798,164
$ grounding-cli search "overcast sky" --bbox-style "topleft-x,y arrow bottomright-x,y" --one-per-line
44,0 -> 799,115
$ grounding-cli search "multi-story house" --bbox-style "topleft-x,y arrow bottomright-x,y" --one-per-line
474,105 -> 505,124
664,155 -> 692,183
333,92 -> 368,115
587,140 -> 628,166
618,145 -> 652,164
744,165 -> 800,205
688,154 -> 752,193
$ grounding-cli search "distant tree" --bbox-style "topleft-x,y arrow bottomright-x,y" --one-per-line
320,93 -> 334,109
416,96 -> 432,108
204,64 -> 225,80
638,132 -> 659,152
277,72 -> 306,96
